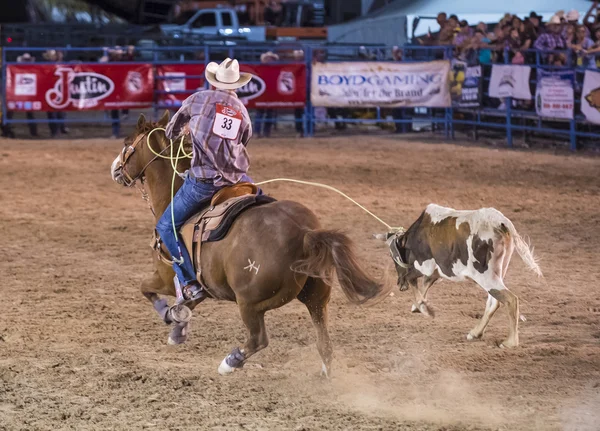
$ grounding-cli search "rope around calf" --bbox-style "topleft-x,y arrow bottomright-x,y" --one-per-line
145,127 -> 404,234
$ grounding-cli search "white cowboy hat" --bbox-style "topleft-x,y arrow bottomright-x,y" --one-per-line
549,15 -> 561,25
260,51 -> 279,62
205,58 -> 252,90
566,10 -> 580,21
17,53 -> 34,62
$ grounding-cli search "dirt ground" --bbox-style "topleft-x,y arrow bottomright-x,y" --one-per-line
1,133 -> 599,431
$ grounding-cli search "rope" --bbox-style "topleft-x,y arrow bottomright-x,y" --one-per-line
255,178 -> 403,232
144,127 -> 403,244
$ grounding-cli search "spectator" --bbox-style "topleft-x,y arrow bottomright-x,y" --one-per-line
528,11 -> 545,34
473,30 -> 492,64
572,24 -> 597,67
436,12 -> 448,28
454,20 -> 473,50
255,51 -> 278,138
564,10 -> 590,38
534,15 -> 568,63
43,50 -> 68,137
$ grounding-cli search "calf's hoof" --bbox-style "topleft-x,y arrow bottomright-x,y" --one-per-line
499,338 -> 519,348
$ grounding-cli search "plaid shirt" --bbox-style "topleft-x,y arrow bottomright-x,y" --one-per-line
533,32 -> 567,51
166,89 -> 252,186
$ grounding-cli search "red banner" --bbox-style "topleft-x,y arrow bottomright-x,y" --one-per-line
5,64 -> 154,111
156,63 -> 306,108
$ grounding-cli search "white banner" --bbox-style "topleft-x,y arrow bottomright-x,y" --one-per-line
582,69 -> 600,124
311,61 -> 451,108
489,65 -> 532,100
535,70 -> 574,120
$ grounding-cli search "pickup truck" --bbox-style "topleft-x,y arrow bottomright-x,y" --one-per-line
160,8 -> 266,42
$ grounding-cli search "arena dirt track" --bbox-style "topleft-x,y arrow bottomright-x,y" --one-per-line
1,134 -> 599,431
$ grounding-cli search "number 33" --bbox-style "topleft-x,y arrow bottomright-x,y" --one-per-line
221,118 -> 233,130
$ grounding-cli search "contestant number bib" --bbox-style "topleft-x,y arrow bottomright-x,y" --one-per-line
213,103 -> 242,140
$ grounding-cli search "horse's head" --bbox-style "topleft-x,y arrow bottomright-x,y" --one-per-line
110,111 -> 170,186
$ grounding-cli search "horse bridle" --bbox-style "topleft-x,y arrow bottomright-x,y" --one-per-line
116,131 -> 172,187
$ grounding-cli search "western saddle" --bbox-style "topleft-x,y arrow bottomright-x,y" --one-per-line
151,182 -> 275,286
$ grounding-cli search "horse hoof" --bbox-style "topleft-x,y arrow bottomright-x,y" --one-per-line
167,323 -> 189,345
218,358 -> 235,375
168,304 -> 192,324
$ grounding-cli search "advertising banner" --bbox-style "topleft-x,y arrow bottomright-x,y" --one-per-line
310,61 -> 451,108
156,63 -> 307,108
581,69 -> 600,124
450,61 -> 482,108
6,63 -> 154,111
489,65 -> 532,100
535,69 -> 574,119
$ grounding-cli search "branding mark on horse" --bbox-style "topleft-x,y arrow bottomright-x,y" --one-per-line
244,259 -> 260,275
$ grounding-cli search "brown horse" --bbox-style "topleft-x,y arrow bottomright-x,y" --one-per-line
110,112 -> 386,376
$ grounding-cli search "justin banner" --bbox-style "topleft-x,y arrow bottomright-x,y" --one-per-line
488,65 -> 532,100
535,69 -> 574,120
310,61 -> 451,108
581,69 -> 600,124
156,63 -> 306,109
6,63 -> 154,111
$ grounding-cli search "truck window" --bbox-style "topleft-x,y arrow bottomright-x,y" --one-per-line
191,12 -> 217,28
222,12 -> 233,27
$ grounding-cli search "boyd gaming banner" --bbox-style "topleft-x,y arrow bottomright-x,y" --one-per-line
6,64 -> 154,111
156,63 -> 306,108
581,69 -> 600,124
450,61 -> 481,108
535,69 -> 574,120
310,61 -> 451,108
488,65 -> 532,100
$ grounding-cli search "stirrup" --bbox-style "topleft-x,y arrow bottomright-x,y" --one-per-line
183,283 -> 208,302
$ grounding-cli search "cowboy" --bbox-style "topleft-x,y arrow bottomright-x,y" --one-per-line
156,58 -> 256,302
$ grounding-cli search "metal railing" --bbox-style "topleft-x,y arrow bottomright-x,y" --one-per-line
2,43 -> 599,150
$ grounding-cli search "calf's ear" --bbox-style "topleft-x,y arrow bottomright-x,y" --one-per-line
372,233 -> 387,241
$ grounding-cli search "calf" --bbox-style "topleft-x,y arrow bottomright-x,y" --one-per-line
377,204 -> 542,348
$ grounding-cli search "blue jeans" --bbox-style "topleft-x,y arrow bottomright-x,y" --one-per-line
156,173 -> 257,286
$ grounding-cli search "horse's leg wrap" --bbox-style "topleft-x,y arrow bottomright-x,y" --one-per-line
225,347 -> 246,368
154,298 -> 172,324
218,347 -> 246,375
167,322 -> 190,345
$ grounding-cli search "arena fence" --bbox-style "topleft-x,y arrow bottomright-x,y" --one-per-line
2,44 -> 599,150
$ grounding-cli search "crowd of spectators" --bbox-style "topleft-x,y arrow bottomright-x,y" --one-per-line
417,1 -> 600,67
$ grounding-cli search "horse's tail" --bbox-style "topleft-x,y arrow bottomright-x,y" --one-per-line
292,229 -> 387,305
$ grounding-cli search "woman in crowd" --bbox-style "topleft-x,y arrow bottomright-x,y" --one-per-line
569,25 -> 595,67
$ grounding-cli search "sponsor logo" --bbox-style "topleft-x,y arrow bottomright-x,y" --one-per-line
499,71 -> 516,89
220,106 -> 238,116
33,101 -> 42,110
236,74 -> 265,101
277,71 -> 295,95
317,73 -> 444,86
15,73 -> 37,96
45,68 -> 114,109
126,71 -> 143,94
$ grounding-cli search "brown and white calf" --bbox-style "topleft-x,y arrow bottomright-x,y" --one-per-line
377,204 -> 542,348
